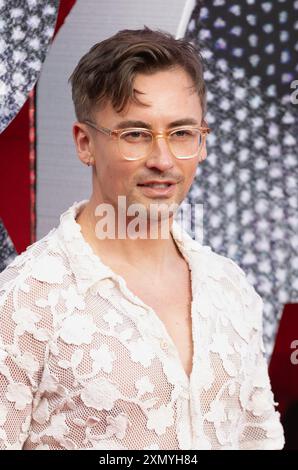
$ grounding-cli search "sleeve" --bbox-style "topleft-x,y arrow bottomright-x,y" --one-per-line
0,263 -> 53,449
238,285 -> 285,450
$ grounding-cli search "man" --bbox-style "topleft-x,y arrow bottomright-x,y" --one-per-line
0,27 -> 284,450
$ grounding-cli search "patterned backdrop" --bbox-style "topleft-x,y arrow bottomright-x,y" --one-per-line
185,0 -> 298,358
0,218 -> 16,272
0,0 -> 59,133
0,0 -> 297,359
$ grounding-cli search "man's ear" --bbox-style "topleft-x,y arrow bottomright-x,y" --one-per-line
72,122 -> 94,166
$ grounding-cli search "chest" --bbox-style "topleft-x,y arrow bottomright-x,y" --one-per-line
123,266 -> 194,378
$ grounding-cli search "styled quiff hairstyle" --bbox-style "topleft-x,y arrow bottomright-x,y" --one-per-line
68,26 -> 207,123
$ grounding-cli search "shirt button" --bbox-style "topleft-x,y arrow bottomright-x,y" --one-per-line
160,339 -> 168,351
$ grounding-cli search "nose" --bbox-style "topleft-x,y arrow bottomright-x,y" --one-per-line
145,134 -> 175,171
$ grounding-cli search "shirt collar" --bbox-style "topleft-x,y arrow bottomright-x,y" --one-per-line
56,199 -> 204,295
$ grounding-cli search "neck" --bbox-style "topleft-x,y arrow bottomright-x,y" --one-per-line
75,196 -> 183,275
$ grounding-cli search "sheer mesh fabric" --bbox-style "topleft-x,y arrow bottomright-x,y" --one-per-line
0,200 -> 284,449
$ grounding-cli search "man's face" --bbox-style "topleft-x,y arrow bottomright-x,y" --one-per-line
77,66 -> 207,220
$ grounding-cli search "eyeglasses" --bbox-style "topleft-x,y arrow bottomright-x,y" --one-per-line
82,119 -> 211,161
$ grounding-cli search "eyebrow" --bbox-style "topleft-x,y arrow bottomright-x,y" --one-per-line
114,118 -> 199,130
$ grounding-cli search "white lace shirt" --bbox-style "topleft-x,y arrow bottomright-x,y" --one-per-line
0,200 -> 284,450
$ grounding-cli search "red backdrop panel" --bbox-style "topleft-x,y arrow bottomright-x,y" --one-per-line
269,303 -> 298,416
0,0 -> 76,254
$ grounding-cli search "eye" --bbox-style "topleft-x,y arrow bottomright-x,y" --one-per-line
121,130 -> 151,142
171,129 -> 196,138
176,130 -> 188,137
127,131 -> 142,139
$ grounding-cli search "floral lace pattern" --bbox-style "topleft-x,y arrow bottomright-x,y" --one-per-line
0,200 -> 285,449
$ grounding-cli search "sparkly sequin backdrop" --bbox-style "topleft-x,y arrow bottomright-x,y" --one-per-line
0,0 -> 60,133
185,0 -> 298,358
0,219 -> 16,272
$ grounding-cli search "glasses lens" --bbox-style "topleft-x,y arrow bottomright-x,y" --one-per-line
119,129 -> 152,161
169,128 -> 202,159
118,128 -> 206,160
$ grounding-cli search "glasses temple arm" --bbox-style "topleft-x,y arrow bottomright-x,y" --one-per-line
84,120 -> 112,136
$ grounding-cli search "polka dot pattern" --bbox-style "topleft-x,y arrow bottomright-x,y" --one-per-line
0,0 -> 59,133
0,218 -> 17,272
185,0 -> 298,358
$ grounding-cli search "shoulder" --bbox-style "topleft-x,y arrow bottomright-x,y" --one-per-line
190,241 -> 263,330
0,228 -> 70,337
0,228 -> 74,394
0,227 -> 67,287
176,224 -> 252,289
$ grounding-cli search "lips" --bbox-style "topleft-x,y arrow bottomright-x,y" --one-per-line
138,183 -> 172,188
137,182 -> 177,197
137,180 -> 176,187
